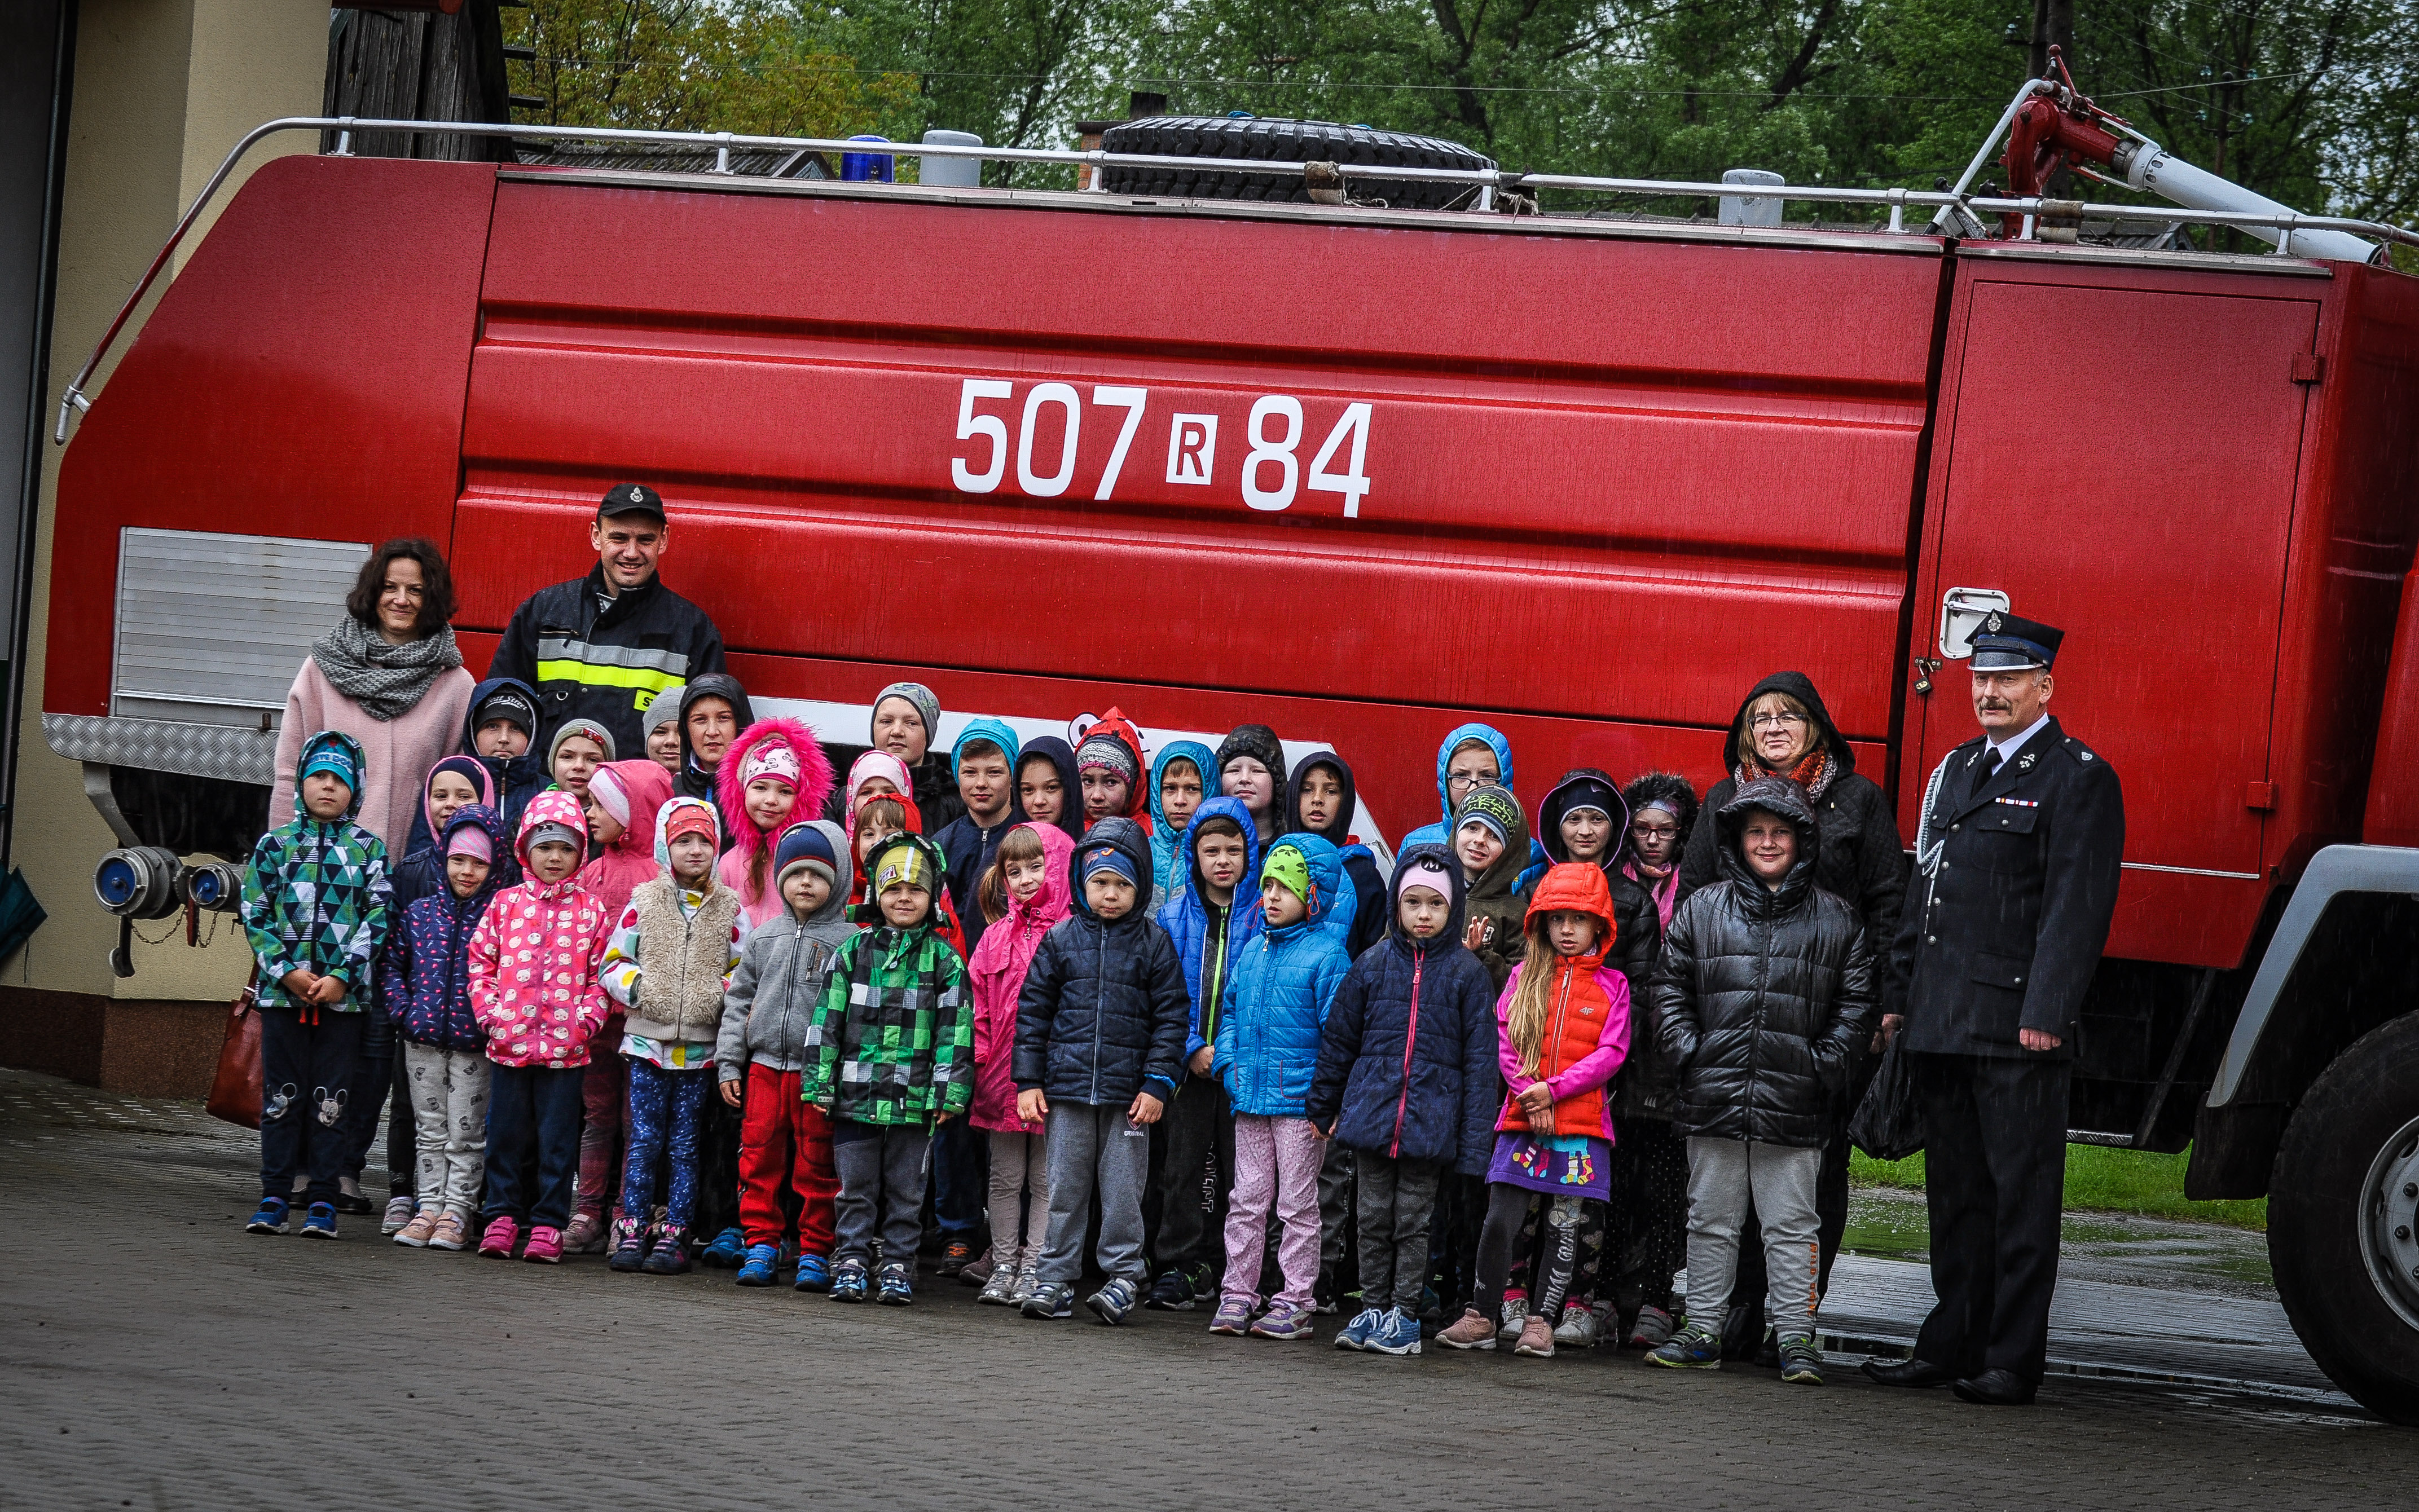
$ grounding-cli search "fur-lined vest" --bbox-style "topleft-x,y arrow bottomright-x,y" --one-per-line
623,878 -> 744,1042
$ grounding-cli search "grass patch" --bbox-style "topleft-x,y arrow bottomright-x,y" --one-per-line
1851,1144 -> 2268,1231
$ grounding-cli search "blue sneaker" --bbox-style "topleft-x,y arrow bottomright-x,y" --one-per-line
876,1261 -> 914,1306
793,1253 -> 830,1293
736,1242 -> 779,1287
829,1259 -> 869,1303
1647,1325 -> 1725,1370
700,1226 -> 746,1269
245,1197 -> 289,1235
1336,1307 -> 1383,1351
1085,1276 -> 1138,1326
300,1202 -> 338,1240
1367,1307 -> 1424,1356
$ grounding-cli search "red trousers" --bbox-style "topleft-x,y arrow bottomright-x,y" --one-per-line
738,1063 -> 838,1255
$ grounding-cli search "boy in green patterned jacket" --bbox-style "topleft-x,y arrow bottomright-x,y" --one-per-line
239,730 -> 392,1241
805,831 -> 973,1304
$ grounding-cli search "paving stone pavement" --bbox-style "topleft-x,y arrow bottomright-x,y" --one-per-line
4,1068 -> 2413,1511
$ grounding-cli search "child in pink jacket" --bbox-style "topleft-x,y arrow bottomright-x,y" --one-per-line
965,821 -> 1075,1306
716,717 -> 836,928
468,788 -> 613,1263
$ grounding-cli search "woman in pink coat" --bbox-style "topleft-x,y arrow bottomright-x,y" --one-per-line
965,821 -> 1075,1306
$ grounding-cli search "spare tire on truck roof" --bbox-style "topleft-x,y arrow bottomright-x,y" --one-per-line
1097,115 -> 1494,211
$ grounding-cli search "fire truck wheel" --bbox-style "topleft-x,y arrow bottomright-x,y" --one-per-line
2269,1010 -> 2419,1423
1097,116 -> 1494,211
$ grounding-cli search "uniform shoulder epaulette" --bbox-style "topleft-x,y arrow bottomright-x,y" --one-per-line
2059,735 -> 2101,765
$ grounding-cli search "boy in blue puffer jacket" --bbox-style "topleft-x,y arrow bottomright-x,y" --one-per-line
1207,834 -> 1350,1342
380,803 -> 509,1251
1309,844 -> 1500,1355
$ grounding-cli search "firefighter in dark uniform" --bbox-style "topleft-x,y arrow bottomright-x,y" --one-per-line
490,483 -> 727,759
1864,612 -> 2124,1405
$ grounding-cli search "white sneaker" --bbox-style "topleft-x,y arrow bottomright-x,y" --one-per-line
380,1194 -> 416,1235
978,1263 -> 1019,1306
1553,1304 -> 1600,1349
1497,1297 -> 1529,1341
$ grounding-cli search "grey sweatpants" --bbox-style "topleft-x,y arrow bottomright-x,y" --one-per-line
1683,1136 -> 1822,1340
1039,1101 -> 1151,1286
832,1121 -> 931,1268
1354,1152 -> 1442,1312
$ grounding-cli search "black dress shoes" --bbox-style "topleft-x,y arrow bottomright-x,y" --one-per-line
1862,1356 -> 1958,1388
1952,1368 -> 2038,1405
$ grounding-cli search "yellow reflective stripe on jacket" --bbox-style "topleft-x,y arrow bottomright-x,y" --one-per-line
534,658 -> 684,711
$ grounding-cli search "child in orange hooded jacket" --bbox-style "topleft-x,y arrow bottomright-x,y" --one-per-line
1435,862 -> 1629,1357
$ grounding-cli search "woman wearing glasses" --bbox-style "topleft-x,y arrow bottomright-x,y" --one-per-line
1672,672 -> 1908,1360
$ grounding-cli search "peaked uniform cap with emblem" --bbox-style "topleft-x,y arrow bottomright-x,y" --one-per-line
1970,611 -> 2064,672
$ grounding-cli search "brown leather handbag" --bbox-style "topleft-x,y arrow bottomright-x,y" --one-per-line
205,973 -> 262,1129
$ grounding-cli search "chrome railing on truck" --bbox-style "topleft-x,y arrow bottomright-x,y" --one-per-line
52,113 -> 2419,448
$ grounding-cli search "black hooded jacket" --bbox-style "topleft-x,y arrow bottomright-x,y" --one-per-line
1652,779 -> 1877,1148
490,563 -> 727,760
1013,817 -> 1192,1105
1677,671 -> 1906,949
1307,844 -> 1500,1172
1285,751 -> 1387,959
1525,768 -> 1668,1117
1013,738 -> 1085,843
675,673 -> 757,812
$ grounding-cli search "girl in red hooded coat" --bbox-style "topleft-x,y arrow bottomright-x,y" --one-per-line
965,821 -> 1076,1306
565,757 -> 674,1253
1436,862 -> 1630,1358
718,718 -> 838,929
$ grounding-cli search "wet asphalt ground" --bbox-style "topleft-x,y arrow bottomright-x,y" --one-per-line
4,1066 -> 2412,1510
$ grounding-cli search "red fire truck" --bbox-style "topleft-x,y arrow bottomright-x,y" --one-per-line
44,83 -> 2419,1416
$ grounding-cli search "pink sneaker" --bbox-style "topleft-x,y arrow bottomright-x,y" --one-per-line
562,1212 -> 607,1254
477,1216 -> 520,1258
521,1226 -> 564,1264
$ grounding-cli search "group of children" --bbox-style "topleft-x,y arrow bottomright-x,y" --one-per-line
239,680 -> 1874,1381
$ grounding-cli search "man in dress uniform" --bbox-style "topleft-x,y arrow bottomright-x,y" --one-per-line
1864,612 -> 2125,1405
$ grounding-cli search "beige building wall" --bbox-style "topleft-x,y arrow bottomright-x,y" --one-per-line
10,2 -> 327,1051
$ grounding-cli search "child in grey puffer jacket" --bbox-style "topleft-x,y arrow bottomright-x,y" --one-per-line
715,819 -> 857,1289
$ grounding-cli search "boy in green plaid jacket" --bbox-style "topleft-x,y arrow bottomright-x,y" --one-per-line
805,831 -> 973,1303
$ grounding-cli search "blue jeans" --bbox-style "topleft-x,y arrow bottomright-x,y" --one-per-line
482,1064 -> 583,1229
622,1059 -> 711,1233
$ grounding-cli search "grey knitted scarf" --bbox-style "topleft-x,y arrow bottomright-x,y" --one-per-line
310,615 -> 463,722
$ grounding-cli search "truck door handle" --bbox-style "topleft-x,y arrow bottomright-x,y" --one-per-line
1914,658 -> 1942,695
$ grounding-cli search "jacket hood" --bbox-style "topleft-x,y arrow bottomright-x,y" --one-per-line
514,787 -> 590,872
1184,795 -> 1261,906
1074,708 -> 1150,820
718,716 -> 837,866
1069,816 -> 1154,923
1620,770 -> 1700,866
461,676 -> 542,751
1537,767 -> 1633,869
1524,859 -> 1619,947
861,830 -> 950,930
1720,671 -> 1854,778
1433,723 -> 1515,827
1215,724 -> 1288,822
652,794 -> 723,880
1015,737 -> 1085,841
1149,739 -> 1217,832
1003,821 -> 1076,937
436,803 -> 510,905
1455,780 -> 1530,899
1285,750 -> 1360,849
1386,842 -> 1468,954
420,755 -> 494,843
291,730 -> 370,823
787,818 -> 857,930
591,758 -> 674,861
1714,775 -> 1823,911
676,673 -> 756,777
952,717 -> 1023,778
1261,831 -> 1343,933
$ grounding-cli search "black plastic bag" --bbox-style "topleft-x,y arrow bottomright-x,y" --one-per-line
1849,1034 -> 1925,1162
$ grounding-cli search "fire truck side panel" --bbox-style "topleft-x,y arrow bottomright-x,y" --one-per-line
443,176 -> 1940,750
45,156 -> 497,717
1907,254 -> 2356,971
2370,570 -> 2419,849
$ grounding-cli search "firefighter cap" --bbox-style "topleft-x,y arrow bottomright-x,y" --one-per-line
598,482 -> 667,523
1969,610 -> 2062,672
